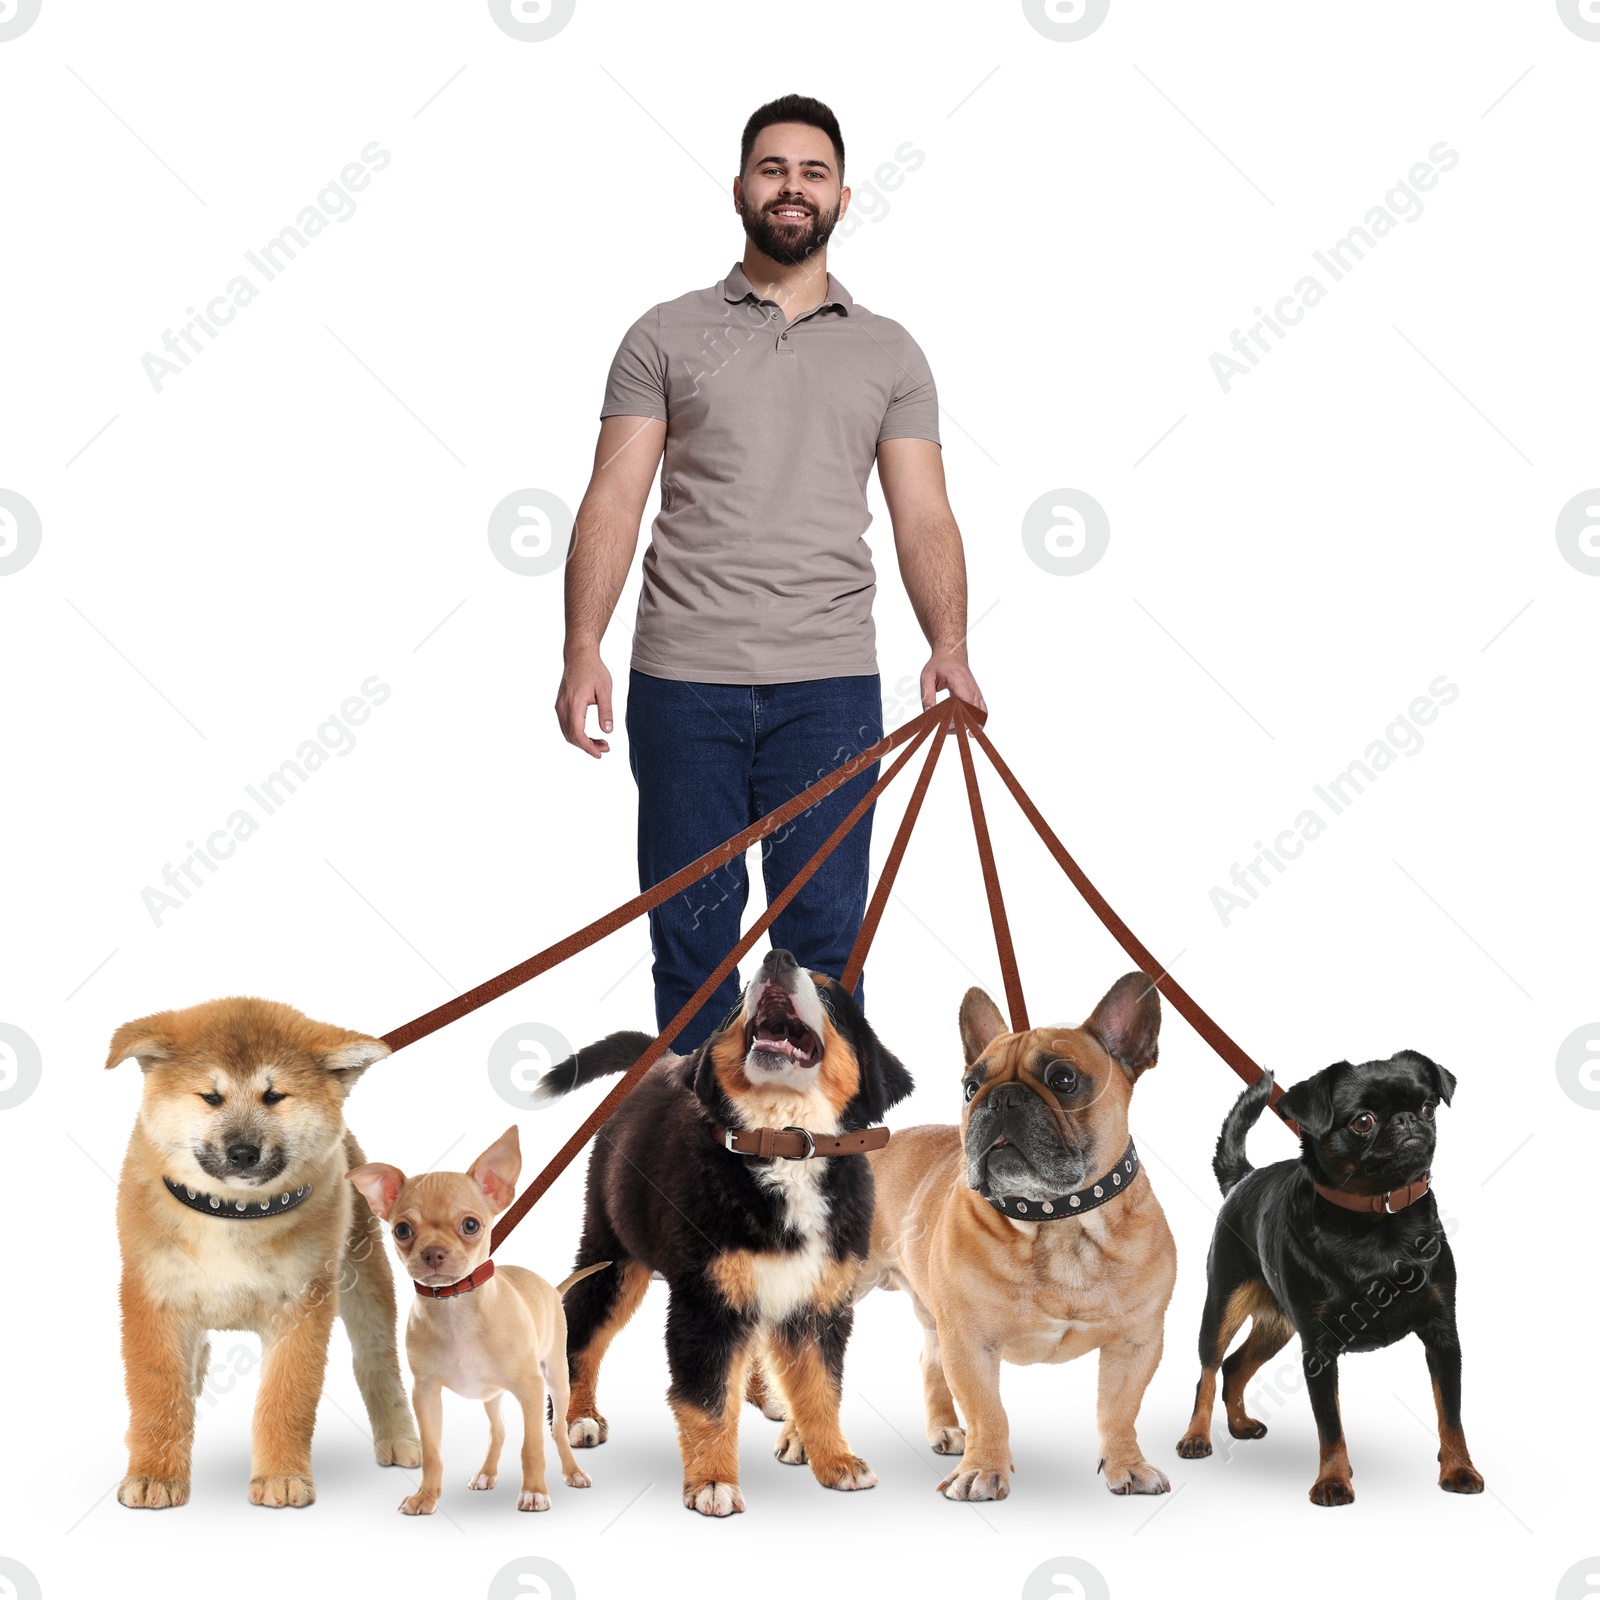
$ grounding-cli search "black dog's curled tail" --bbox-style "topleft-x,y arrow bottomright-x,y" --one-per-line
1213,1071 -> 1274,1195
532,1031 -> 656,1102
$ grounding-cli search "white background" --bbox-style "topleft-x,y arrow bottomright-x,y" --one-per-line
2,2 -> 1596,1598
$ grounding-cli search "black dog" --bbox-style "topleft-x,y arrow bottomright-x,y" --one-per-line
1175,1053 -> 1484,1505
534,948 -> 913,1517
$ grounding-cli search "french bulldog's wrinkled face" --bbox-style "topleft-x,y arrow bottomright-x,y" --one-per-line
1278,1051 -> 1456,1194
957,974 -> 1161,1204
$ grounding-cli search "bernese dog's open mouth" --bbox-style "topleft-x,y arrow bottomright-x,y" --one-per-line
743,982 -> 821,1069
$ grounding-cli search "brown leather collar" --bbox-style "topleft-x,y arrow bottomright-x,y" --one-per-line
1313,1174 -> 1430,1214
415,1259 -> 496,1298
714,1124 -> 890,1160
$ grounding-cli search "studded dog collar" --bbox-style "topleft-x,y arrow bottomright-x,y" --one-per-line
163,1176 -> 314,1218
414,1259 -> 496,1299
984,1139 -> 1141,1221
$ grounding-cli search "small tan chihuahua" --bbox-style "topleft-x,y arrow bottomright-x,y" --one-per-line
348,1126 -> 607,1514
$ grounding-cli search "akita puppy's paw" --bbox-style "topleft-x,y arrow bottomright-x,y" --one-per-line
250,1473 -> 315,1508
118,1474 -> 190,1509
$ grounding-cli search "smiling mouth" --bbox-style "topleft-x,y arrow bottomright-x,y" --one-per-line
744,988 -> 821,1067
769,205 -> 813,221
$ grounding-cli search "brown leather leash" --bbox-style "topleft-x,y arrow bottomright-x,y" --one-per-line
378,693 -> 1290,1256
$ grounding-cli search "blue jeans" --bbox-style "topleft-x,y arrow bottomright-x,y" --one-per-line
625,668 -> 883,1053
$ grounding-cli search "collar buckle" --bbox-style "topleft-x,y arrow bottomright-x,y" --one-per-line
779,1125 -> 815,1160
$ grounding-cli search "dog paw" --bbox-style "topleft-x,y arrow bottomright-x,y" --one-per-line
376,1434 -> 423,1469
250,1473 -> 315,1509
563,1467 -> 592,1489
1102,1457 -> 1170,1496
1440,1463 -> 1485,1494
468,1472 -> 496,1490
117,1473 -> 189,1509
928,1426 -> 966,1455
819,1456 -> 877,1491
567,1415 -> 606,1448
684,1479 -> 744,1517
937,1463 -> 1010,1501
774,1421 -> 808,1465
1175,1432 -> 1213,1459
1309,1475 -> 1355,1507
517,1489 -> 552,1512
759,1394 -> 788,1422
1227,1415 -> 1269,1441
398,1490 -> 438,1515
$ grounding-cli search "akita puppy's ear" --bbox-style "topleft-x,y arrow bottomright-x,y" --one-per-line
317,1034 -> 391,1084
105,1012 -> 180,1071
958,987 -> 1008,1068
347,1162 -> 409,1222
466,1126 -> 522,1213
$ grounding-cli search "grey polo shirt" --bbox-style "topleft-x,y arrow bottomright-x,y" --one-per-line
599,260 -> 941,685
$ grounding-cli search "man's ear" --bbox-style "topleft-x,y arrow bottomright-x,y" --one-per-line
319,1035 -> 391,1085
346,1162 -> 407,1222
1277,1065 -> 1345,1138
1084,972 -> 1162,1079
466,1126 -> 522,1213
1395,1049 -> 1456,1105
105,1013 -> 179,1071
959,988 -> 1008,1068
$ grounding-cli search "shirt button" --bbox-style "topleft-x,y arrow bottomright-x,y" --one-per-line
781,332 -> 788,340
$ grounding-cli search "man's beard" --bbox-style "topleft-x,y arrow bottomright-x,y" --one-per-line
739,194 -> 839,267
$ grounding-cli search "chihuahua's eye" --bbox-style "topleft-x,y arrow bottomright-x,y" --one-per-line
1045,1062 -> 1079,1094
262,1089 -> 286,1106
393,1222 -> 413,1241
1421,1101 -> 1436,1121
963,1078 -> 980,1102
200,1091 -> 223,1107
462,1217 -> 481,1235
1349,1111 -> 1377,1134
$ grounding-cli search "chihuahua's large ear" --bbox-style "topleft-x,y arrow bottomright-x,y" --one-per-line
1395,1049 -> 1456,1105
467,1126 -> 522,1213
959,988 -> 1008,1067
105,1013 -> 179,1071
1085,972 -> 1162,1079
319,1035 -> 391,1085
1277,1065 -> 1345,1138
347,1162 -> 407,1222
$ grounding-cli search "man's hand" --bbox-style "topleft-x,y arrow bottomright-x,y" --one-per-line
921,652 -> 986,721
556,646 -> 614,758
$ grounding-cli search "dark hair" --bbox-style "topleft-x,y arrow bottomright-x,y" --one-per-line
740,94 -> 845,182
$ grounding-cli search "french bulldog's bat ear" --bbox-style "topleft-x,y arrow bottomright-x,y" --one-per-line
1277,1065 -> 1345,1137
467,1125 -> 522,1213
1395,1049 -> 1456,1105
959,988 -> 1008,1067
347,1162 -> 407,1222
319,1035 -> 391,1084
106,1013 -> 179,1071
1085,972 -> 1162,1079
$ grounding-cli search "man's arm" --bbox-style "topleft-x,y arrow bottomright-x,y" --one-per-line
877,435 -> 986,717
555,414 -> 668,756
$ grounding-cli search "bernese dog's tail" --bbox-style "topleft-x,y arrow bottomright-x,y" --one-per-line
531,1030 -> 656,1102
1213,1071 -> 1274,1195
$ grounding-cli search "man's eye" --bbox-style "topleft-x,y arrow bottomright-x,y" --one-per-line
200,1091 -> 223,1107
1349,1112 -> 1377,1134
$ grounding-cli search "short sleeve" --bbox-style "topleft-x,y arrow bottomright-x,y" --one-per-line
599,307 -> 668,421
876,326 -> 940,446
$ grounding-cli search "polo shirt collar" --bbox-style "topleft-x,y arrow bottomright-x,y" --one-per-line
722,259 -> 852,315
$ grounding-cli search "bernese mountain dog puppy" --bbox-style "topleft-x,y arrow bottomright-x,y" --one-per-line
534,947 -> 913,1517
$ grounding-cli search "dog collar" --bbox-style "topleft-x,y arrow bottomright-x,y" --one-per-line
985,1139 -> 1140,1221
163,1176 -> 313,1218
714,1123 -> 891,1160
415,1259 -> 496,1298
1313,1174 -> 1430,1214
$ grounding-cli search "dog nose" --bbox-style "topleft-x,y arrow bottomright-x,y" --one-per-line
764,949 -> 798,974
226,1142 -> 261,1169
986,1084 -> 1027,1112
420,1246 -> 449,1270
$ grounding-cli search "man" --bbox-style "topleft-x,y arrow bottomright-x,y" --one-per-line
555,93 -> 983,1052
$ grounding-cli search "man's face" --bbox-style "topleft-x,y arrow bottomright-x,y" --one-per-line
735,121 -> 849,267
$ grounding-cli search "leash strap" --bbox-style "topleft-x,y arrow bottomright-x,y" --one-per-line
485,705 -> 949,1252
